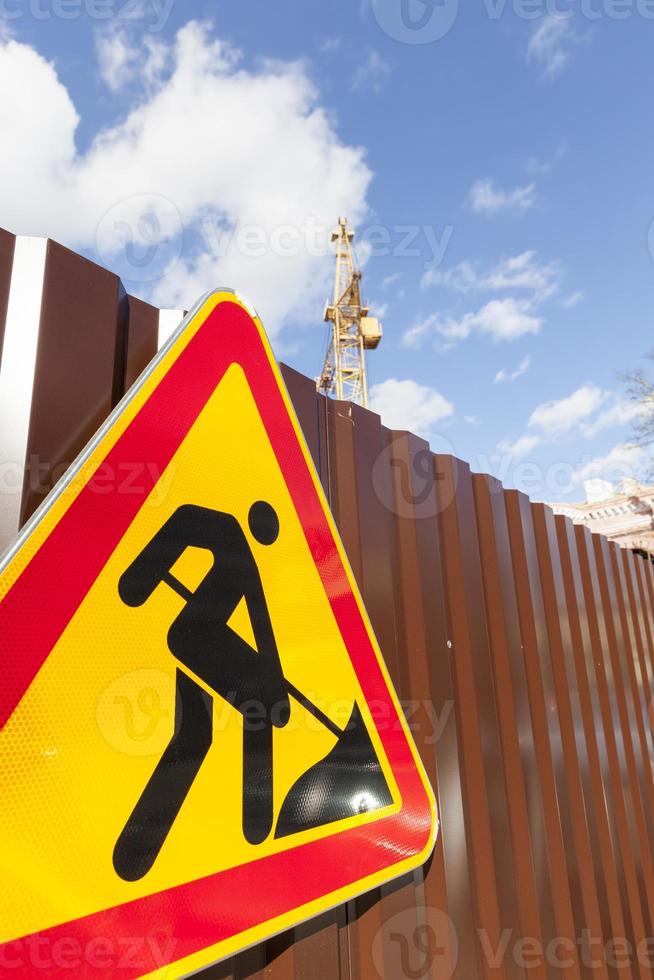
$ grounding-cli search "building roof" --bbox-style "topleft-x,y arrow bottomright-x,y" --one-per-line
549,482 -> 654,556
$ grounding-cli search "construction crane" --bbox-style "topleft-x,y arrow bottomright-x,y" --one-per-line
317,217 -> 382,408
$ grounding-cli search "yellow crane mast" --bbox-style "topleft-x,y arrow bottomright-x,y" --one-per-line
317,217 -> 382,408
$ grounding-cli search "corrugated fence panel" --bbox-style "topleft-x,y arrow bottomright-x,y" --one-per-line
474,478 -> 551,980
575,526 -> 651,978
505,491 -> 583,980
123,295 -> 160,393
555,517 -> 639,980
3,238 -> 654,979
0,228 -> 15,369
388,432 -> 463,980
21,240 -> 127,525
531,504 -> 611,980
327,398 -> 398,980
435,455 -> 519,980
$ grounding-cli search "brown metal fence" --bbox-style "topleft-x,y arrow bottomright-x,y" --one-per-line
2,232 -> 654,978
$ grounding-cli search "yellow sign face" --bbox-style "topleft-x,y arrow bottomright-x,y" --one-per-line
0,292 -> 437,978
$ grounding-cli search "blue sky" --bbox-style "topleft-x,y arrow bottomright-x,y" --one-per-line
2,0 -> 654,502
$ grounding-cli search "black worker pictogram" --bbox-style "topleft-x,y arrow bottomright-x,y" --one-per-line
112,502 -> 392,883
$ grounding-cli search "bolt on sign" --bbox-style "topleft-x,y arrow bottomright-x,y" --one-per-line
0,292 -> 437,978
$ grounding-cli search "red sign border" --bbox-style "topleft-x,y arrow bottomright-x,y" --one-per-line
0,296 -> 436,978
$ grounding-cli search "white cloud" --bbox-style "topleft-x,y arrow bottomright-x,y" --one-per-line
319,36 -> 342,54
368,299 -> 388,318
472,298 -> 542,341
96,28 -> 174,92
369,378 -> 454,437
404,297 -> 542,349
96,31 -> 135,91
0,36 -> 80,190
0,23 -> 372,338
482,252 -> 560,301
494,354 -> 531,384
527,388 -> 645,441
527,15 -> 581,79
527,158 -> 551,177
381,271 -> 402,289
467,178 -> 536,216
416,252 -> 563,350
573,443 -> 646,487
580,397 -> 646,438
402,315 -> 440,349
422,260 -> 478,292
529,384 -> 606,436
527,143 -> 566,176
497,434 -> 541,457
351,50 -> 390,93
423,250 -> 561,301
583,479 -> 614,503
498,387 -> 646,464
562,290 -> 584,309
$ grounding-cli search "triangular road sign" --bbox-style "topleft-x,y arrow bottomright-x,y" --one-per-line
0,292 -> 437,978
